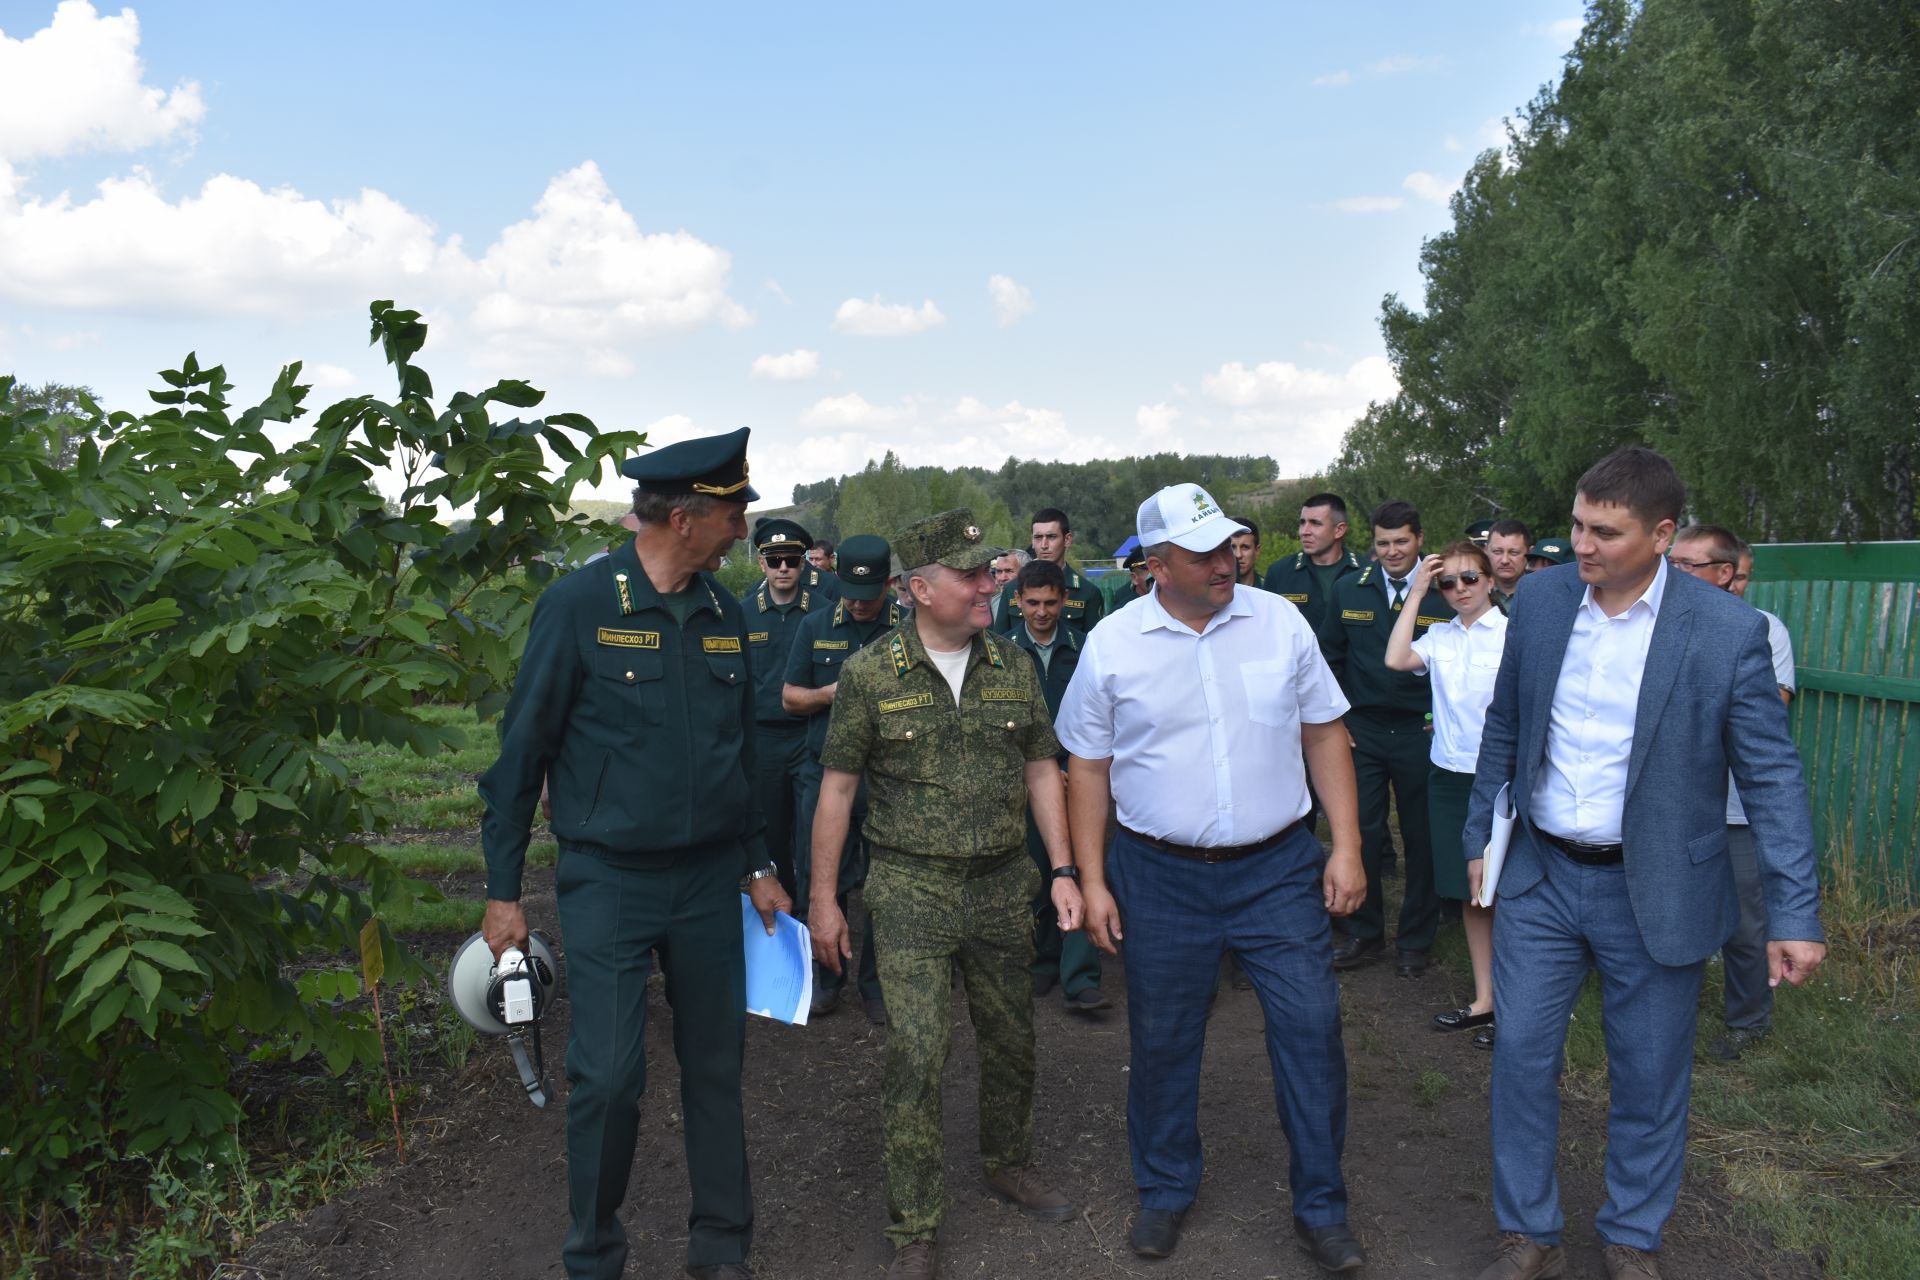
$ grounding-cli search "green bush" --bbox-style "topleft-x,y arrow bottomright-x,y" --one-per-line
0,302 -> 638,1221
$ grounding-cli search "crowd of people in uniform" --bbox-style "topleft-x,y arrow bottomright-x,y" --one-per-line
475,428 -> 1825,1280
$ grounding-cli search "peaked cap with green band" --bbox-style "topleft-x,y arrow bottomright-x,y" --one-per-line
1528,536 -> 1573,565
893,508 -> 1004,573
621,425 -> 759,502
752,516 -> 813,553
833,533 -> 893,600
1465,519 -> 1495,544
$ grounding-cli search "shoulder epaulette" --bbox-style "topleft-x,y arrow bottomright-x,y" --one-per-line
887,602 -> 904,627
982,631 -> 1007,668
833,599 -> 846,627
1293,551 -> 1306,569
1357,565 -> 1375,586
613,569 -> 636,615
888,631 -> 911,678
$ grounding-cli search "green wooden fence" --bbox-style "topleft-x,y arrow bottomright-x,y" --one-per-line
1748,541 -> 1920,903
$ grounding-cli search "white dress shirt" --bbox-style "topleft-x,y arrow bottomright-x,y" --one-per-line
1533,564 -> 1669,844
1054,585 -> 1350,846
1727,607 -> 1796,825
1409,607 -> 1509,773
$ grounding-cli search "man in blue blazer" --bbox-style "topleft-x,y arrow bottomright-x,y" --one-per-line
1463,448 -> 1825,1280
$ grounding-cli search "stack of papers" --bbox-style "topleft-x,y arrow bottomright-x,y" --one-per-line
740,894 -> 813,1025
1477,782 -> 1516,908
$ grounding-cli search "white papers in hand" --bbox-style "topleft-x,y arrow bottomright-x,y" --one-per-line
740,894 -> 814,1026
1477,782 -> 1516,908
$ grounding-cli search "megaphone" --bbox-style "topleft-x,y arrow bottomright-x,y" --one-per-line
447,930 -> 561,1107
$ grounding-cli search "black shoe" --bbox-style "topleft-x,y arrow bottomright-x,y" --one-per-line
864,995 -> 888,1025
1229,966 -> 1254,992
1329,935 -> 1384,970
1032,970 -> 1058,997
1472,1023 -> 1496,1051
810,984 -> 841,1017
1707,1026 -> 1766,1061
685,1264 -> 754,1279
1129,1207 -> 1185,1259
1395,948 -> 1429,977
1433,1005 -> 1495,1031
1066,987 -> 1111,1013
1294,1218 -> 1365,1273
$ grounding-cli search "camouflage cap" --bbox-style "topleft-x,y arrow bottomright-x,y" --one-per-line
893,508 -> 1004,573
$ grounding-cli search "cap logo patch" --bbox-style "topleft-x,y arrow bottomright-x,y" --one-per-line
851,565 -> 871,576
963,525 -> 981,541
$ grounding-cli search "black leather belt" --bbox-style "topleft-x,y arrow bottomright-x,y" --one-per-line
1536,825 -> 1624,866
1120,820 -> 1302,864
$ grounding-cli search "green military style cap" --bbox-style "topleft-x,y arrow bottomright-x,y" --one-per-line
1465,519 -> 1496,544
752,516 -> 813,554
834,534 -> 893,601
621,425 -> 759,502
1529,536 -> 1573,565
893,508 -> 1004,573
1122,545 -> 1147,570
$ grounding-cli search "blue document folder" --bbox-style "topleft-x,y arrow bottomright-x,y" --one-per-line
740,894 -> 814,1025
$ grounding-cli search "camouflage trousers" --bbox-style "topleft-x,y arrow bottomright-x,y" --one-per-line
866,846 -> 1041,1246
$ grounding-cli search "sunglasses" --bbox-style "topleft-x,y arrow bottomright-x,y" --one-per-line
762,554 -> 803,568
1437,571 -> 1483,590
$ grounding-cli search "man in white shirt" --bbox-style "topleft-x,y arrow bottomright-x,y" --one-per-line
1667,525 -> 1799,1060
1056,483 -> 1368,1274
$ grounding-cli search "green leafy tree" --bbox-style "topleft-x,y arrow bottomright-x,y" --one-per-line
0,303 -> 638,1220
3,381 -> 101,470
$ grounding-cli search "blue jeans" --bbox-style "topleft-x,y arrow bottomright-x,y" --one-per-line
1491,832 -> 1705,1252
1106,824 -> 1348,1224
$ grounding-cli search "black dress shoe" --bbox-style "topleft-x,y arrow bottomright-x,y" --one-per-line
1329,935 -> 1384,969
1433,1005 -> 1494,1031
1395,948 -> 1429,977
1294,1218 -> 1365,1273
685,1263 -> 754,1279
1128,1207 -> 1185,1258
1473,1023 -> 1496,1051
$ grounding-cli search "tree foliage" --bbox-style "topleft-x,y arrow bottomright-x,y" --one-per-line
0,303 -> 638,1212
1336,0 -> 1920,540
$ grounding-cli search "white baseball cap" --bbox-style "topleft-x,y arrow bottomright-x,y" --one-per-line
1136,483 -> 1248,553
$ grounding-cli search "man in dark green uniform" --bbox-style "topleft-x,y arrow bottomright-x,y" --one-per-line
1265,492 -> 1364,630
809,510 -> 1083,1280
745,517 -> 827,896
1229,516 -> 1268,590
993,506 -> 1105,633
1005,558 -> 1106,1012
1317,500 -> 1454,977
478,427 -> 789,1280
782,533 -> 904,1022
1110,544 -> 1154,611
806,538 -> 841,600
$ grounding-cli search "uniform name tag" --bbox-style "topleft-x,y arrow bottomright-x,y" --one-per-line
747,631 -> 770,644
1282,593 -> 1309,603
1415,615 -> 1448,628
1065,597 -> 1085,609
814,639 -> 850,650
703,636 -> 743,653
598,628 -> 661,648
879,692 -> 935,713
980,687 -> 1025,702
1342,609 -> 1374,622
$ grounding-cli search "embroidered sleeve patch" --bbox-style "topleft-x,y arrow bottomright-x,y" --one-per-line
1341,609 -> 1375,623
748,631 -> 770,644
814,639 -> 850,650
703,635 -> 743,653
878,691 -> 935,713
1415,615 -> 1448,628
980,687 -> 1026,702
598,627 -> 661,648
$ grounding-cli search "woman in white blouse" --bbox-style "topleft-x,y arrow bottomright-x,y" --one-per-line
1385,541 -> 1507,1049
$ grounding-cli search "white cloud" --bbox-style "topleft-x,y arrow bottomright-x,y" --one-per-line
987,274 -> 1033,327
301,362 -> 359,391
1199,355 -> 1397,473
1525,17 -> 1585,41
1136,402 -> 1183,448
764,278 -> 791,304
0,2 -> 204,166
1332,195 -> 1405,214
1443,135 -> 1463,153
1403,170 -> 1460,205
1311,70 -> 1351,88
831,295 -> 946,337
751,349 -> 821,381
799,392 -> 912,429
778,393 -> 1127,484
1478,116 -> 1511,149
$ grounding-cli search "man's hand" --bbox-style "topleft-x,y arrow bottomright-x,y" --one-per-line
1050,876 -> 1084,933
482,898 -> 529,959
810,898 -> 851,975
1080,882 -> 1124,955
1323,847 -> 1366,917
1466,856 -> 1485,907
1768,939 -> 1826,987
748,875 -> 791,936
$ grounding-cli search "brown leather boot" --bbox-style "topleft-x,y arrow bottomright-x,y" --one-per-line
1603,1243 -> 1662,1279
1476,1233 -> 1566,1280
885,1239 -> 936,1279
982,1165 -> 1077,1222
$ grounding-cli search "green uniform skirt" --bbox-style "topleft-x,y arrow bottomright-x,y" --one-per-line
1426,766 -> 1476,902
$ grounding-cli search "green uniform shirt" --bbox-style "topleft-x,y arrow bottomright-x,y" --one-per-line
478,541 -> 766,899
1263,547 -> 1364,633
745,577 -> 824,726
1008,619 -> 1083,766
784,597 -> 909,759
993,562 -> 1105,634
1317,563 -> 1456,719
819,623 -> 1059,861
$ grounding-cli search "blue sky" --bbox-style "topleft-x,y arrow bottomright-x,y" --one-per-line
0,2 -> 1583,508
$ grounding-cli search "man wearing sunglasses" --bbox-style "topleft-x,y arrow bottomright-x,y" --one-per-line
747,518 -> 832,896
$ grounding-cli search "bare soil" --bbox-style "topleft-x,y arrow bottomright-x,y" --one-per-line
241,866 -> 1818,1280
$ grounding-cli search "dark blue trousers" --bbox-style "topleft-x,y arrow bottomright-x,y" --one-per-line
1107,824 -> 1349,1224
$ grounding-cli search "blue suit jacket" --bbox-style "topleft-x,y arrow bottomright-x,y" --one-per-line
1465,562 -> 1823,967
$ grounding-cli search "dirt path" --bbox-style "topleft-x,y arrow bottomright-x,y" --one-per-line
243,869 -> 1815,1280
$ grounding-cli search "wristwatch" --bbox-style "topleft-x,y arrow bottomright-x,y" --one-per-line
1050,865 -> 1080,881
742,864 -> 779,887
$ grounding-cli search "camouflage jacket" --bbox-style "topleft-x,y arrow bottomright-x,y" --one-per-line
819,621 -> 1059,860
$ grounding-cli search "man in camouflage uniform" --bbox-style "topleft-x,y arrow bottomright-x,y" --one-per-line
809,509 -> 1084,1280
